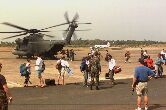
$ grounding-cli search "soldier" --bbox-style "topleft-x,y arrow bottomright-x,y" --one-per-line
69,49 -> 76,61
0,63 -> 12,110
89,54 -> 101,90
66,49 -> 70,60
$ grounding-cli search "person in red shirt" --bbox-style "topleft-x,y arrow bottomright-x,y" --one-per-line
144,55 -> 154,70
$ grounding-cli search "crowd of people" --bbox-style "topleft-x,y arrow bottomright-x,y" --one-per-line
0,47 -> 165,110
139,49 -> 165,78
60,49 -> 76,61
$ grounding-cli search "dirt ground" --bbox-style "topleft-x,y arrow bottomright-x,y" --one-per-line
0,46 -> 165,87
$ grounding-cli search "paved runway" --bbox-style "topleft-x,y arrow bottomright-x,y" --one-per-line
9,77 -> 166,110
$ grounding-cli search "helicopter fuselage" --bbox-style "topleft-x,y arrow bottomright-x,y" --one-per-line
13,34 -> 65,58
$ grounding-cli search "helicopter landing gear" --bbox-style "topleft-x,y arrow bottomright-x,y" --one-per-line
18,55 -> 23,58
27,55 -> 32,59
42,52 -> 56,60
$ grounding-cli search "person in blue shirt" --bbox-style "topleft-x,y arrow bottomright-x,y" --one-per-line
132,58 -> 155,110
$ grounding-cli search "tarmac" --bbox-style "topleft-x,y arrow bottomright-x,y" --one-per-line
9,77 -> 166,110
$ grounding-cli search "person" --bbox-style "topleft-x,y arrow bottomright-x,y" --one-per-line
35,55 -> 45,87
66,49 -> 70,60
154,53 -> 164,78
143,50 -> 148,59
56,57 -> 62,85
108,55 -> 116,85
90,47 -> 95,57
105,50 -> 111,62
0,63 -> 13,110
140,48 -> 144,59
125,51 -> 131,63
57,56 -> 69,85
69,49 -> 76,61
160,49 -> 166,64
60,50 -> 66,56
24,59 -> 32,87
95,49 -> 102,61
132,58 -> 155,110
89,54 -> 101,90
160,49 -> 165,56
80,57 -> 88,86
144,55 -> 154,70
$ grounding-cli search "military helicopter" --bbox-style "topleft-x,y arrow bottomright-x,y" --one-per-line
0,12 -> 91,59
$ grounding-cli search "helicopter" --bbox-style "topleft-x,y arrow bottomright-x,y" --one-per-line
0,12 -> 91,59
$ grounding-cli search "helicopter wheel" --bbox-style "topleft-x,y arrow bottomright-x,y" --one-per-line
27,55 -> 32,59
18,55 -> 23,58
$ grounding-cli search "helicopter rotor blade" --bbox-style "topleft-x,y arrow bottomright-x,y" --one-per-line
40,23 -> 69,30
72,13 -> 79,22
75,29 -> 91,31
38,30 -> 50,32
2,33 -> 28,40
64,11 -> 70,23
0,31 -> 26,33
2,22 -> 29,31
77,22 -> 92,24
41,33 -> 56,38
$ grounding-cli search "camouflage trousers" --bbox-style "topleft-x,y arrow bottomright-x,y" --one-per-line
89,72 -> 100,90
0,90 -> 8,110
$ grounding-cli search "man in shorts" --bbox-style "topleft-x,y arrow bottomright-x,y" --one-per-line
132,58 -> 155,110
35,55 -> 44,87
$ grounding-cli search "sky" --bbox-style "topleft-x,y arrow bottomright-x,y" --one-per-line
0,0 -> 166,41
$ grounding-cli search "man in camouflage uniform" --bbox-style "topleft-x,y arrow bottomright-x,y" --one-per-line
89,54 -> 101,90
0,63 -> 12,110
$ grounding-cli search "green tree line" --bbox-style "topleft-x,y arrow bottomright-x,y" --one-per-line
0,40 -> 166,47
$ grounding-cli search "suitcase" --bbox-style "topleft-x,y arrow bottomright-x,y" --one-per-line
105,73 -> 110,79
45,79 -> 56,86
113,66 -> 122,74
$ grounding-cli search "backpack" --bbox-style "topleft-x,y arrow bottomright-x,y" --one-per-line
20,63 -> 27,76
113,66 -> 122,74
80,61 -> 86,72
41,61 -> 45,72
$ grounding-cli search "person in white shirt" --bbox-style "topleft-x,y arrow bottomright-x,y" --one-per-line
160,49 -> 166,63
35,55 -> 44,87
56,56 -> 69,85
108,55 -> 116,85
143,50 -> 148,59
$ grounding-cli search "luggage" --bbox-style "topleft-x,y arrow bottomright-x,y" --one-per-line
66,67 -> 73,76
45,79 -> 56,86
105,73 -> 110,79
20,63 -> 27,76
113,66 -> 122,74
